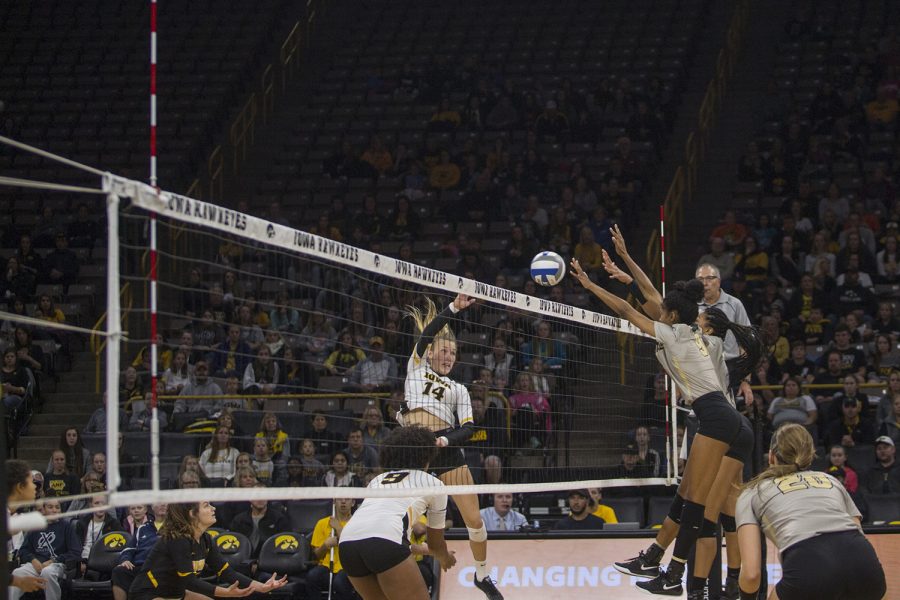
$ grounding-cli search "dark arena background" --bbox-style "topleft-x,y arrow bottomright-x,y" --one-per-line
0,0 -> 898,598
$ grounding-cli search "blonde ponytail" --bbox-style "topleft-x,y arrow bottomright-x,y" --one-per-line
407,297 -> 456,344
744,423 -> 816,490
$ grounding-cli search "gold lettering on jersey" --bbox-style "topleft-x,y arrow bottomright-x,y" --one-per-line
469,429 -> 487,442
774,472 -> 834,494
423,371 -> 448,385
539,299 -> 574,317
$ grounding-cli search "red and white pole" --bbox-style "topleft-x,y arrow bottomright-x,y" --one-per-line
149,0 -> 160,491
659,204 -> 676,480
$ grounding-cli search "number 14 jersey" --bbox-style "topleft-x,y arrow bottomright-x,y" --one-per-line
404,353 -> 473,427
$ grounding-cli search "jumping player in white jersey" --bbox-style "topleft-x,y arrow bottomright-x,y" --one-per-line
399,293 -> 503,600
736,423 -> 886,600
572,256 -> 746,596
597,227 -> 764,598
339,425 -> 456,600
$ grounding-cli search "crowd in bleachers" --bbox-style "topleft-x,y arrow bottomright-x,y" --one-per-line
696,6 -> 900,509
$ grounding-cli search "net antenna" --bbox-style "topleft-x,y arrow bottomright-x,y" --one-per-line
659,204 -> 678,480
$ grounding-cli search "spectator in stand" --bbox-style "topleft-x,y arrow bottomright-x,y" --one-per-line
521,320 -> 566,369
256,412 -> 291,465
771,236 -> 804,288
296,439 -> 326,486
786,274 -> 829,323
74,497 -> 122,575
508,371 -> 551,450
633,425 -> 662,478
865,436 -> 900,494
307,497 -> 356,600
480,493 -> 527,531
819,181 -> 851,224
360,405 -> 390,449
360,134 -> 393,175
483,337 -> 516,394
878,394 -> 900,445
768,377 -> 817,430
299,311 -> 338,369
251,438 -> 275,485
871,334 -> 900,383
177,455 -> 209,488
464,396 -> 505,486
573,226 -> 604,279
324,451 -> 360,488
839,213 -> 877,256
40,232 -> 79,289
16,233 -> 41,277
131,334 -> 172,374
710,210 -> 749,251
161,349 -> 191,395
1,348 -> 28,412
324,331 -> 366,375
34,294 -> 64,325
198,425 -> 240,483
865,87 -> 899,128
820,324 -> 868,382
734,236 -> 769,287
833,267 -> 878,318
503,224 -> 536,275
347,336 -> 397,393
737,141 -> 766,182
129,392 -> 169,432
9,498 -> 81,600
305,411 -> 341,460
587,488 -> 619,524
696,237 -> 735,283
553,489 -> 605,530
210,324 -> 252,377
837,231 -> 878,275
344,428 -> 379,481
1,258 -> 36,302
181,268 -> 207,319
51,427 -> 90,478
84,392 -> 125,434
386,195 -> 420,242
823,395 -> 876,449
782,340 -> 816,384
231,483 -> 290,560
877,234 -> 900,283
872,302 -> 900,342
66,203 -> 100,249
269,290 -> 301,333
792,305 -> 832,345
43,449 -> 80,506
805,231 -> 837,278
172,359 -> 223,419
534,100 -> 570,141
825,444 -> 860,493
235,304 -> 264,351
242,345 -> 280,395
761,315 -> 789,367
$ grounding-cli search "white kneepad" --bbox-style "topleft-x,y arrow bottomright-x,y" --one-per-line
467,524 -> 488,542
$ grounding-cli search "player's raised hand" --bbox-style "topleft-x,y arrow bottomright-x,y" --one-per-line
453,293 -> 476,311
602,249 -> 633,284
569,259 -> 592,288
610,224 -> 629,258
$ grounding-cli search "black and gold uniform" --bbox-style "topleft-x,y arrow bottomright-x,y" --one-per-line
129,532 -> 252,600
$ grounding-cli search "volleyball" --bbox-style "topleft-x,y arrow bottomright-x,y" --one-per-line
530,251 -> 567,286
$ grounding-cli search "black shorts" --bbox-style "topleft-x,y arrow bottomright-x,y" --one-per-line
724,415 -> 753,463
691,392 -> 743,447
339,538 -> 411,577
111,564 -> 138,592
777,530 -> 886,600
430,429 -> 467,476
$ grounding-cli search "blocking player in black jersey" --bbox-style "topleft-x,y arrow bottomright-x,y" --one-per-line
128,501 -> 286,599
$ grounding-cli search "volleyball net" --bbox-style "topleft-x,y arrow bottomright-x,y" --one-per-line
3,137 -> 680,527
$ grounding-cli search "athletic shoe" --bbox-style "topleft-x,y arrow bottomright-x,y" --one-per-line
636,570 -> 684,596
722,576 -> 740,600
613,551 -> 661,579
687,590 -> 706,600
473,574 -> 504,600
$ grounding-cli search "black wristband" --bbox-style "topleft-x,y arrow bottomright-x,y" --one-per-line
628,281 -> 647,304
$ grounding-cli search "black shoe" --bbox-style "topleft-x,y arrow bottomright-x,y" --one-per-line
613,551 -> 661,579
635,569 -> 684,596
687,590 -> 706,600
722,576 -> 740,600
473,574 -> 504,600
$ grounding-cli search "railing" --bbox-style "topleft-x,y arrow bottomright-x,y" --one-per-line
90,283 -> 133,392
185,0 -> 328,202
650,0 -> 750,284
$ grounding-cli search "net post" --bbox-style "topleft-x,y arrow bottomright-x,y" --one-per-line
104,182 -> 122,492
149,0 -> 160,492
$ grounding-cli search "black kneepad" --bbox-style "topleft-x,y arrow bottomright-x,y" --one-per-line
667,494 -> 685,524
680,500 -> 705,532
700,519 -> 719,538
720,514 -> 737,533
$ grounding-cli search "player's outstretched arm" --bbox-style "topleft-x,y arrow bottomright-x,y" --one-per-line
570,259 -> 655,336
609,225 -> 664,312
